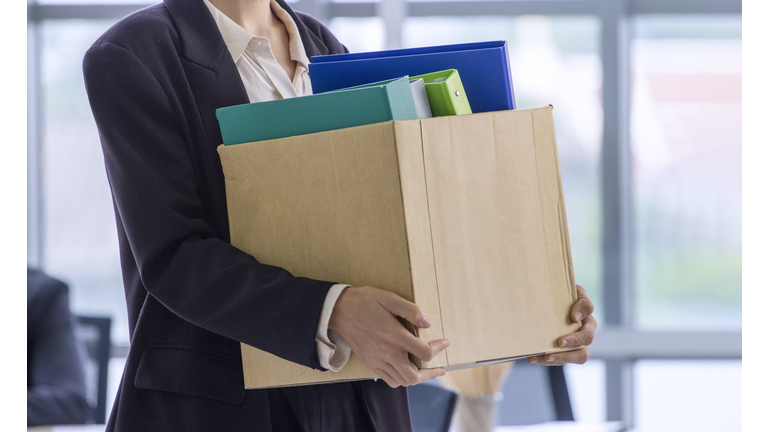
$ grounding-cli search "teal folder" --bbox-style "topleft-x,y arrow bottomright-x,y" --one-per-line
217,76 -> 418,146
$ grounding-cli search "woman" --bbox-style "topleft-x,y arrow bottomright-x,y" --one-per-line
83,0 -> 597,430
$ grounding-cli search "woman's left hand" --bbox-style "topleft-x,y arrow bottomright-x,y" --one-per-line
528,284 -> 597,366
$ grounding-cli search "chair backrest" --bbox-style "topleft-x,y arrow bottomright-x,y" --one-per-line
75,316 -> 112,424
495,361 -> 574,426
408,381 -> 459,432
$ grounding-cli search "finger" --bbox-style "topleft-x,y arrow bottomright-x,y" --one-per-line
389,352 -> 428,386
391,356 -> 447,387
571,284 -> 595,323
379,292 -> 432,328
527,355 -> 546,365
403,337 -> 451,363
558,315 -> 597,348
382,362 -> 411,387
375,368 -> 401,388
540,347 -> 590,366
413,367 -> 446,384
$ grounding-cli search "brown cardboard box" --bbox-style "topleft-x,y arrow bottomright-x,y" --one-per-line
217,106 -> 581,389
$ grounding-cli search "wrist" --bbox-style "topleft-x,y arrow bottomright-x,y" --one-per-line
328,285 -> 353,333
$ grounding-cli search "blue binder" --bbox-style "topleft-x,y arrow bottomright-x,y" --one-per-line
309,41 -> 516,113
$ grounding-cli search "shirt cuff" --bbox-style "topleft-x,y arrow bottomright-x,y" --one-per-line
316,284 -> 352,372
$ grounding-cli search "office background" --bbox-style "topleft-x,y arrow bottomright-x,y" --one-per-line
22,0 -> 743,430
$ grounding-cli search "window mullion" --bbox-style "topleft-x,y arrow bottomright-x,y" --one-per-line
600,0 -> 634,425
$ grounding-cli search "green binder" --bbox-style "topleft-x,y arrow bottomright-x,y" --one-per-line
217,76 -> 418,146
410,69 -> 472,117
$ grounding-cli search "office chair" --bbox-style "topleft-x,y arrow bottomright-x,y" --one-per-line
75,316 -> 112,424
408,381 -> 459,432
495,361 -> 574,425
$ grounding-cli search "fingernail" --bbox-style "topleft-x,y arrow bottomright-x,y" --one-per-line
530,358 -> 538,364
443,340 -> 451,348
574,312 -> 583,322
439,370 -> 446,377
560,339 -> 568,347
420,316 -> 432,327
547,356 -> 556,363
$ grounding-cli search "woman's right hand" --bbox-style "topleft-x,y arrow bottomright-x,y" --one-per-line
328,286 -> 450,388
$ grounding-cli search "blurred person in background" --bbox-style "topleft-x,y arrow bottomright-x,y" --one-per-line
27,268 -> 90,426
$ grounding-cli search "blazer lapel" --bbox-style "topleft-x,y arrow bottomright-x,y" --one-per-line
163,0 -> 230,71
165,0 -> 328,65
162,0 -> 249,144
159,0 -> 342,150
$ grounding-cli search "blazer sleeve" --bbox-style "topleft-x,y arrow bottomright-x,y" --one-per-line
83,41 -> 333,369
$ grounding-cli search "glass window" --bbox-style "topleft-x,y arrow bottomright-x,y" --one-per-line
565,360 -> 606,422
328,17 -> 386,53
39,19 -> 129,344
403,15 -> 604,322
106,357 -> 126,420
634,360 -> 742,431
630,16 -> 742,331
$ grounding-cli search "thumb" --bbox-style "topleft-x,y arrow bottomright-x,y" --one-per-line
412,366 -> 447,386
379,291 -> 432,328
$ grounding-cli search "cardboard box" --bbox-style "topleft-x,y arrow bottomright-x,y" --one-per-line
217,106 -> 581,389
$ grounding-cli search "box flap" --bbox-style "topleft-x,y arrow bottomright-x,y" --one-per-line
218,122 -> 415,388
418,107 -> 579,365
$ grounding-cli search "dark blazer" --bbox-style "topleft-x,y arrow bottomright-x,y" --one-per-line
27,269 -> 90,426
82,0 -> 411,430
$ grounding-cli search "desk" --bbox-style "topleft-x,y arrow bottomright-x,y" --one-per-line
495,421 -> 626,432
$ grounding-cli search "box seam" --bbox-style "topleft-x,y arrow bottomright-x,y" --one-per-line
549,110 -> 579,305
418,119 -> 449,367
390,121 -> 417,313
391,121 -> 426,367
531,108 -> 578,314
528,110 -> 565,322
544,107 -> 577,304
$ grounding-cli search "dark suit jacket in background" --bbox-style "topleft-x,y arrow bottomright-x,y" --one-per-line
82,0 -> 411,430
28,269 -> 90,427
